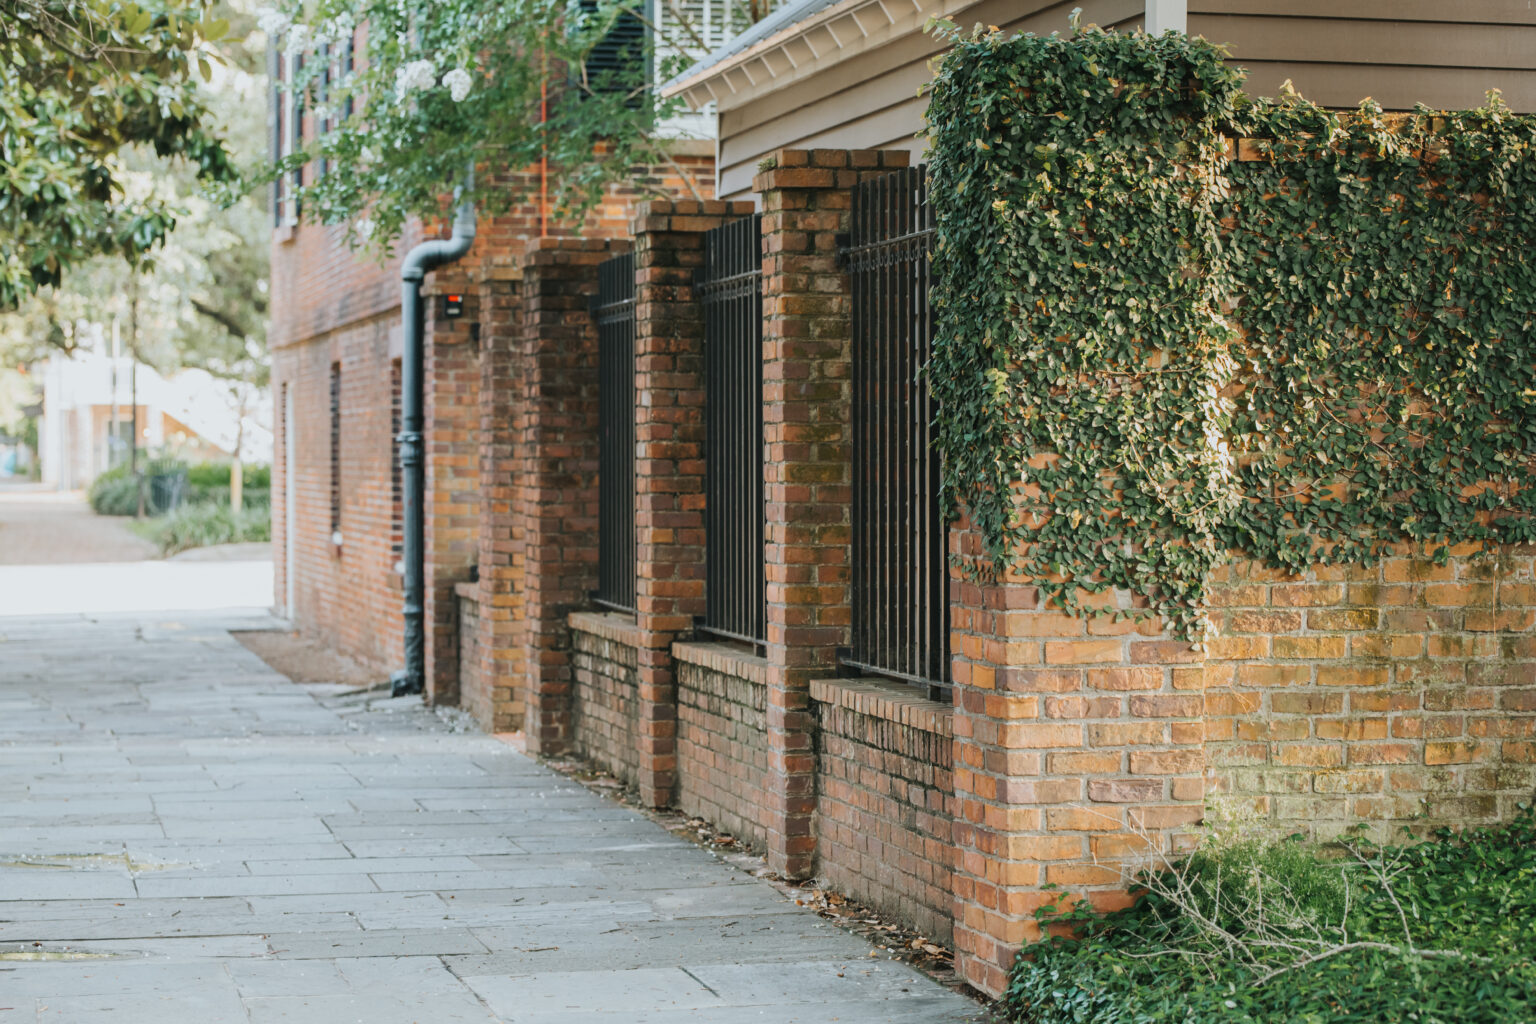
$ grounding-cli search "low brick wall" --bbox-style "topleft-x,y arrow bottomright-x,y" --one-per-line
1206,547 -> 1536,835
674,642 -> 771,850
568,612 -> 643,784
811,679 -> 956,943
456,582 -> 483,724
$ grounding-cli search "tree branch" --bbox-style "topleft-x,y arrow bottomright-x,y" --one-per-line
189,297 -> 249,341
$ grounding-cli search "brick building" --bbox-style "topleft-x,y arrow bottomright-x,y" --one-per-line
271,1 -> 1536,1003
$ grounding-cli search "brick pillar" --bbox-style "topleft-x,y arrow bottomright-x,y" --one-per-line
518,238 -> 626,756
754,148 -> 910,879
422,269 -> 481,706
629,199 -> 759,807
474,261 -> 526,732
949,520 -> 1209,996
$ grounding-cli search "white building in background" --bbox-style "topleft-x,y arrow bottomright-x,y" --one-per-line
39,349 -> 272,491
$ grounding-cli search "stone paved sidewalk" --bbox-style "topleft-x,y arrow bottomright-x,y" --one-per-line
0,612 -> 985,1023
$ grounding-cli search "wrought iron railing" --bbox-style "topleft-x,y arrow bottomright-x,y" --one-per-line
697,215 -> 766,647
594,250 -> 637,614
844,165 -> 951,699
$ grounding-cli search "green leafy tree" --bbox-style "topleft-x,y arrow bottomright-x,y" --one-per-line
0,0 -> 239,309
258,0 -> 765,247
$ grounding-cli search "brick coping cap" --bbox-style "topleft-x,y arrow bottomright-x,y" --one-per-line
809,678 -> 953,737
568,609 -> 644,648
672,640 -> 769,686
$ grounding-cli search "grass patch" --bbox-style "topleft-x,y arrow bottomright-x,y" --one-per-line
1001,810 -> 1536,1024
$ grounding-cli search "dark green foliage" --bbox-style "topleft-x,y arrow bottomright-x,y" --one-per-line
1001,813 -> 1536,1024
1218,102 -> 1536,568
87,465 -> 142,516
184,461 -> 272,500
924,22 -> 1536,636
89,458 -> 268,517
142,501 -> 270,555
1,0 -> 237,309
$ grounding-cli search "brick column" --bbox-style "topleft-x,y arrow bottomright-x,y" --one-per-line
949,521 -> 1209,996
422,269 -> 481,706
517,238 -> 625,756
754,148 -> 910,879
629,199 -> 759,807
473,261 -> 526,732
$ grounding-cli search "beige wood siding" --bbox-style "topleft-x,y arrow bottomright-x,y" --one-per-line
1190,2 -> 1536,112
712,0 -> 1536,201
716,0 -> 1143,199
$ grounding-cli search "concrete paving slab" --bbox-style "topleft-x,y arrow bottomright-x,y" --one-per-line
0,610 -> 986,1024
462,966 -> 723,1016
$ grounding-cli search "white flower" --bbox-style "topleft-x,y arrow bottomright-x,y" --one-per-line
355,218 -> 374,241
312,103 -> 332,123
394,59 -> 436,100
359,145 -> 378,165
255,7 -> 291,36
283,22 -> 311,56
322,13 -> 355,45
442,68 -> 473,103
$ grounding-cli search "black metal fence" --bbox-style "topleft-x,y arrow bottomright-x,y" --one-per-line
844,164 -> 951,698
594,251 -> 637,613
698,215 -> 766,646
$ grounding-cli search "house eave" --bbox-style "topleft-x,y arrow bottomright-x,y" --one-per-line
662,0 -> 982,112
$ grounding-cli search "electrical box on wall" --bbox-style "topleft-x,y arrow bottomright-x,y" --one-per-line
444,294 -> 464,318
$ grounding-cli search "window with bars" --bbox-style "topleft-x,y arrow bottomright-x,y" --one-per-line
594,251 -> 637,613
329,363 -> 341,537
390,359 -> 402,566
269,42 -> 304,226
698,216 -> 765,646
844,165 -> 951,699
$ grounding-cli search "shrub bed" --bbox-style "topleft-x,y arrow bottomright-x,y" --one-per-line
1002,813 -> 1536,1024
138,503 -> 271,556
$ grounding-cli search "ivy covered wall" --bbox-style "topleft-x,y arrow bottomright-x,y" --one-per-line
925,22 -> 1536,639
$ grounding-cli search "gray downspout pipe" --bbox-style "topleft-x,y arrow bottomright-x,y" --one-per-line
391,179 -> 477,697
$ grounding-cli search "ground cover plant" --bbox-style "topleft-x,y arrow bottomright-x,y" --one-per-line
1001,811 -> 1536,1023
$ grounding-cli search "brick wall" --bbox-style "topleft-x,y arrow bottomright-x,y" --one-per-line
569,612 -> 642,784
515,239 -> 624,755
811,679 -> 956,943
272,139 -> 1536,1006
1205,546 -> 1536,835
423,276 -> 481,704
674,642 -> 771,850
470,269 -> 525,734
754,148 -> 911,879
269,147 -> 713,696
457,582 -> 483,720
270,314 -> 403,675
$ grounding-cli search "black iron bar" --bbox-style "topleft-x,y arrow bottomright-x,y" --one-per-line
841,165 -> 950,694
699,216 -> 765,646
595,251 -> 637,615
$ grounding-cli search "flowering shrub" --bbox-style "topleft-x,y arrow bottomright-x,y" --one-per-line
255,0 -> 728,248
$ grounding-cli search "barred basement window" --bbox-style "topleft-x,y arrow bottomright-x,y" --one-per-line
390,359 -> 402,565
329,362 -> 341,538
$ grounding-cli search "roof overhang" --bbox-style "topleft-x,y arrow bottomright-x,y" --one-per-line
662,0 -> 985,112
